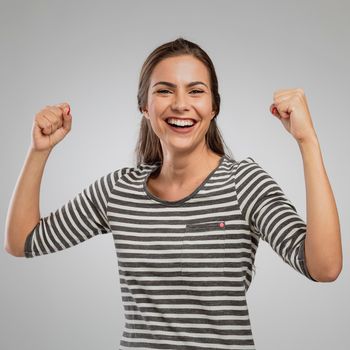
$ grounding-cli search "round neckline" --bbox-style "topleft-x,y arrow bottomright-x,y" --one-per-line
143,155 -> 226,206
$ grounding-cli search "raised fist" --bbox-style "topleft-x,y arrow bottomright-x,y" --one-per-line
31,102 -> 72,151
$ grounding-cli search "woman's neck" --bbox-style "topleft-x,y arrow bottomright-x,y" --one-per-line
155,148 -> 222,188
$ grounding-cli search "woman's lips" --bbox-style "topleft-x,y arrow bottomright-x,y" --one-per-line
165,120 -> 198,134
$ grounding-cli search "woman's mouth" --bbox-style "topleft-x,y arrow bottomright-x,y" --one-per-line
165,118 -> 198,134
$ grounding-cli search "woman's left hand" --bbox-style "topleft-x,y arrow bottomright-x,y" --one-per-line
270,88 -> 318,143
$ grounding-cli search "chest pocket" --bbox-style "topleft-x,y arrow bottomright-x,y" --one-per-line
181,221 -> 226,276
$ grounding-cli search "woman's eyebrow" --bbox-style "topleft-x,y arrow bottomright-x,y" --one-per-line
152,81 -> 208,88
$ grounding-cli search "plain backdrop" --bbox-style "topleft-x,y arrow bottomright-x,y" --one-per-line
1,0 -> 349,349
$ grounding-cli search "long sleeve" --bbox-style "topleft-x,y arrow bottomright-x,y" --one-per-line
234,157 -> 319,282
23,169 -> 118,258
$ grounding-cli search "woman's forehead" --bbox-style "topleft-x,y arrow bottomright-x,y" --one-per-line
151,56 -> 210,84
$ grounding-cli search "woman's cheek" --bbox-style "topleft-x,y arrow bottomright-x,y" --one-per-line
152,99 -> 166,114
195,99 -> 212,115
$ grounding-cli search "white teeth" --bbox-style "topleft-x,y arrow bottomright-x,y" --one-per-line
167,118 -> 195,126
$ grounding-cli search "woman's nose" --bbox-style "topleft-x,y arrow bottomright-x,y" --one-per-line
171,92 -> 189,111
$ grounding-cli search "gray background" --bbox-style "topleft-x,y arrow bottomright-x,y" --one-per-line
1,0 -> 349,349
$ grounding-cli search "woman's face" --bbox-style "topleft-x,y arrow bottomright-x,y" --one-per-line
143,55 -> 216,156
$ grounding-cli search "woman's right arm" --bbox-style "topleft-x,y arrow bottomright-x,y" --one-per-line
4,102 -> 71,257
4,147 -> 52,256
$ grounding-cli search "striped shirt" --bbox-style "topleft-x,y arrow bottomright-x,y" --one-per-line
24,155 -> 318,349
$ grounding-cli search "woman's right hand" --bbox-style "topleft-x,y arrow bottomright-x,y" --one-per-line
31,102 -> 72,152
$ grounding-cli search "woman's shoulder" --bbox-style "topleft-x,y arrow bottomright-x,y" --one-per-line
105,162 -> 160,184
234,156 -> 256,165
224,155 -> 257,168
228,155 -> 266,179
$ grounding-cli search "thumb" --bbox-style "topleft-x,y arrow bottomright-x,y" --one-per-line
60,103 -> 72,130
270,104 -> 277,115
62,108 -> 72,131
57,102 -> 70,116
270,104 -> 281,119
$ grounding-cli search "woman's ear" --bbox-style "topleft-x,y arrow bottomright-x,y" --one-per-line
142,108 -> 149,119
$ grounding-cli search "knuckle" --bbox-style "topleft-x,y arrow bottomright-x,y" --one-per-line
47,110 -> 57,120
51,105 -> 61,113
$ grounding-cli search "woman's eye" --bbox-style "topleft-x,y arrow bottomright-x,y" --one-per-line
157,89 -> 171,94
190,90 -> 204,94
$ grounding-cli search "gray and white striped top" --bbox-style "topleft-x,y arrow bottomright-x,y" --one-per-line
24,155 -> 318,350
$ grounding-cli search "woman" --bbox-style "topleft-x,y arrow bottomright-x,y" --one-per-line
5,37 -> 342,349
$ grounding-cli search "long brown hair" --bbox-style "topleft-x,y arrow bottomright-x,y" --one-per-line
134,37 -> 235,166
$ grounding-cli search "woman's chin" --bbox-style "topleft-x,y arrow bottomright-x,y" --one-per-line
162,141 -> 199,155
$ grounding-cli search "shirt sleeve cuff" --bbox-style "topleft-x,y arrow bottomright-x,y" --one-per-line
298,239 -> 319,282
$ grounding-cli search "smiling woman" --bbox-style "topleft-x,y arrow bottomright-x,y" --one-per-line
6,36 -> 326,350
135,47 -> 229,204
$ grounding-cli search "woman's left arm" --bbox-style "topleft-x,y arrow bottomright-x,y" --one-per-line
297,135 -> 342,281
270,88 -> 343,282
